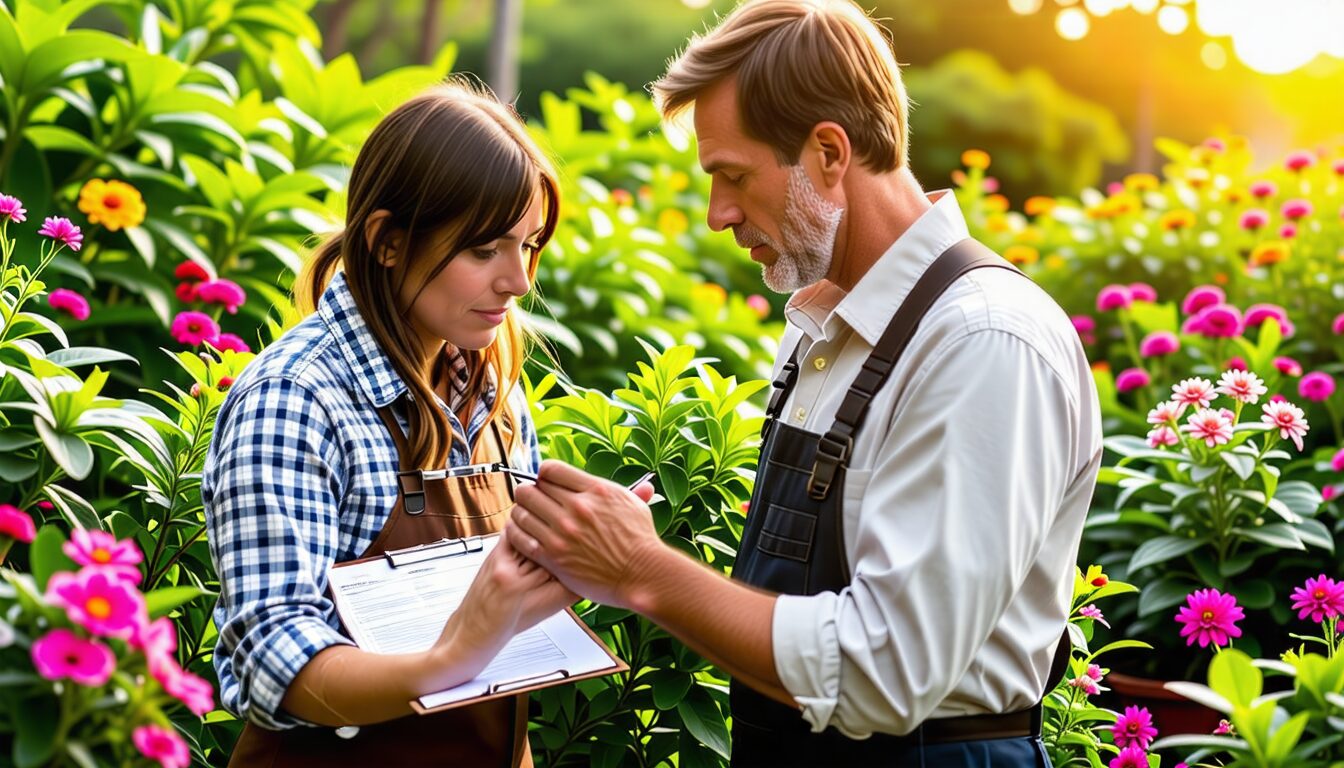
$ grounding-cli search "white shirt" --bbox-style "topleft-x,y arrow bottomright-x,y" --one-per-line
770,190 -> 1102,738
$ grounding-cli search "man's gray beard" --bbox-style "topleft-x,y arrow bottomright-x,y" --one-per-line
739,165 -> 844,294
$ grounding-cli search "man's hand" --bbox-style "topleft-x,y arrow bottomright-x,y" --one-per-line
506,459 -> 660,609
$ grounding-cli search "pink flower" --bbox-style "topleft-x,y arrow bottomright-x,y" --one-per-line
211,333 -> 251,354
1071,315 -> 1096,334
1116,367 -> 1151,393
45,568 -> 145,639
37,216 -> 83,251
132,724 -> 191,768
1325,485 -> 1338,501
46,288 -> 91,321
1334,159 -> 1344,176
1112,705 -> 1159,749
1331,446 -> 1344,472
131,616 -> 178,675
1275,356 -> 1303,377
1069,675 -> 1100,695
1242,303 -> 1288,330
173,261 -> 210,282
1181,285 -> 1225,315
1281,198 -> 1313,220
1300,371 -> 1335,402
170,311 -> 220,346
1333,313 -> 1344,335
30,628 -> 115,687
1139,331 -> 1179,358
1290,574 -> 1344,623
983,176 -> 1000,193
1225,356 -> 1248,372
1129,283 -> 1158,302
0,504 -> 36,543
151,656 -> 215,715
1172,377 -> 1217,410
1086,663 -> 1104,681
746,294 -> 770,319
1097,284 -> 1132,312
1182,408 -> 1234,447
1109,745 -> 1149,768
1239,209 -> 1269,230
1279,223 -> 1297,239
1261,399 -> 1309,450
1079,605 -> 1110,628
0,194 -> 26,223
1285,150 -> 1314,171
1175,588 -> 1244,648
1147,425 -> 1179,448
1180,314 -> 1206,335
1193,304 -> 1242,338
1106,181 -> 1125,196
1148,400 -> 1182,424
63,529 -> 142,584
1216,369 -> 1267,404
175,282 -> 198,303
195,279 -> 246,314
1204,137 -> 1226,152
1249,180 -> 1278,198
1213,719 -> 1235,736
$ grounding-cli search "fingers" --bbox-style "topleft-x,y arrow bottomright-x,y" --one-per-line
536,459 -> 599,492
631,481 -> 655,503
511,483 -> 569,545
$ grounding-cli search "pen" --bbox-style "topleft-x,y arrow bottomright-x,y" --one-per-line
506,468 -> 655,490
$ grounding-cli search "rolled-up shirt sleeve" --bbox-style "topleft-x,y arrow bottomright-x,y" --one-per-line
772,328 -> 1080,737
204,376 -> 355,730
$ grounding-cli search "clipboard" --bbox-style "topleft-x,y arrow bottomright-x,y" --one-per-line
327,533 -> 627,715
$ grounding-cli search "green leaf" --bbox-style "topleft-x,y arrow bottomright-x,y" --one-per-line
125,225 -> 156,268
1138,575 -> 1200,617
1209,649 -> 1261,707
676,687 -> 730,759
649,669 -> 693,710
30,524 -> 75,592
43,484 -> 102,531
13,694 -> 58,768
21,31 -> 139,93
145,585 -> 206,617
1265,710 -> 1309,761
1163,681 -> 1233,714
46,347 -> 138,368
24,125 -> 102,156
35,416 -> 93,479
1221,451 -> 1255,481
1233,523 -> 1304,550
149,111 -> 247,151
1128,534 -> 1205,573
0,4 -> 24,87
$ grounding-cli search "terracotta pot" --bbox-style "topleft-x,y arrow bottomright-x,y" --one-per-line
1107,671 -> 1223,736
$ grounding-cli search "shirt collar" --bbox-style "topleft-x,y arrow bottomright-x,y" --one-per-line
783,189 -> 970,347
317,270 -> 407,408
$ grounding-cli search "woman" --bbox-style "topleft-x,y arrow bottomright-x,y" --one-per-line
203,80 -> 572,767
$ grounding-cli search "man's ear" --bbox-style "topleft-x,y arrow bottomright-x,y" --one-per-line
810,122 -> 851,189
364,210 -> 403,267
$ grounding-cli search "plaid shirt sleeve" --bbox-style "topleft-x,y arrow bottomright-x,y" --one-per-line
203,375 -> 356,730
511,384 -> 541,473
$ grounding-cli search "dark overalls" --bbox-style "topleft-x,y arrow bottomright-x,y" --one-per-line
729,239 -> 1067,767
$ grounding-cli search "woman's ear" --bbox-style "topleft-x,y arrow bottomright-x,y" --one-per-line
364,210 -> 402,267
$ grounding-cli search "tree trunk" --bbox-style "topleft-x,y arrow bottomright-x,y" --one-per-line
417,0 -> 444,65
322,0 -> 360,60
487,0 -> 522,102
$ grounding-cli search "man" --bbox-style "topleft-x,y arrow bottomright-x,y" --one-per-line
506,1 -> 1102,765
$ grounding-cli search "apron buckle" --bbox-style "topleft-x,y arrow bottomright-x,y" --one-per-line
397,470 -> 427,515
807,432 -> 852,500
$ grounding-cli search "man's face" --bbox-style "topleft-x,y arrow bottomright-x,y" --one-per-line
693,78 -> 844,293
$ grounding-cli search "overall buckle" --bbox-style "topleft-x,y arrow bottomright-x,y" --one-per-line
807,432 -> 852,500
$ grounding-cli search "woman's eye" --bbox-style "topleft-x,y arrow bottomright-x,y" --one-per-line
473,247 -> 499,259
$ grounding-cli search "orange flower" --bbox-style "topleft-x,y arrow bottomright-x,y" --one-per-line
77,179 -> 146,231
961,149 -> 991,170
1222,188 -> 1247,205
1024,196 -> 1057,217
985,213 -> 1011,233
1159,209 -> 1197,231
1123,173 -> 1160,192
1185,167 -> 1212,188
1107,193 -> 1141,217
1003,245 -> 1039,266
1249,241 -> 1290,267
1213,272 -> 1229,285
983,194 -> 1010,213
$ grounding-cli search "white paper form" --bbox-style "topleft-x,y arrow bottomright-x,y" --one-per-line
326,534 -> 619,709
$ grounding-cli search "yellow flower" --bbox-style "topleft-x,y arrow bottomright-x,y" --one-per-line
1024,196 -> 1056,217
692,282 -> 727,306
1123,173 -> 1159,192
1159,209 -> 1197,231
657,208 -> 688,236
1003,245 -> 1039,266
77,179 -> 146,231
1044,255 -> 1066,271
1106,193 -> 1142,217
1185,167 -> 1212,188
668,171 -> 690,192
1015,226 -> 1045,245
1250,240 -> 1290,267
982,194 -> 1010,213
961,149 -> 991,170
984,213 -> 1011,233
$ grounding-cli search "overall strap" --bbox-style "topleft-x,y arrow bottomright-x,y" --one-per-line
762,342 -> 804,438
807,238 -> 1022,500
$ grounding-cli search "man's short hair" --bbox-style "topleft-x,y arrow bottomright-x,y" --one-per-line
653,0 -> 909,172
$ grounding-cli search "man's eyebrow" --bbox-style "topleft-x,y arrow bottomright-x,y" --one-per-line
702,159 -> 745,175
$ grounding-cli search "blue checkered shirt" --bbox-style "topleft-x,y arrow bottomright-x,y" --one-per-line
203,270 -> 540,730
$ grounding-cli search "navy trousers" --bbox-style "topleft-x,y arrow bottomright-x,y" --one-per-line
730,735 -> 1052,767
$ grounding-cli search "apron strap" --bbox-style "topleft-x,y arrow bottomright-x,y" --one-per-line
376,405 -> 416,473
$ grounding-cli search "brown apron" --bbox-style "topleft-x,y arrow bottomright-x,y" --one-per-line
229,408 -> 532,768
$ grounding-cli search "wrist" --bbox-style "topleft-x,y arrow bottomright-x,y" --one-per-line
621,539 -> 677,618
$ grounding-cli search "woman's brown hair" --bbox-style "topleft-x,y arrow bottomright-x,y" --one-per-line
297,78 -> 560,470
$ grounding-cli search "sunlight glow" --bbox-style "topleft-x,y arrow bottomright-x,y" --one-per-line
1056,7 -> 1091,39
1157,5 -> 1189,35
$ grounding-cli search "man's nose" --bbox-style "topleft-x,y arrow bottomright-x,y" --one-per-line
706,188 -> 742,233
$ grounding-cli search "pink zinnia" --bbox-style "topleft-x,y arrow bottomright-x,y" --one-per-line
1225,356 -> 1248,372
1182,408 -> 1234,447
1176,588 -> 1244,648
1300,371 -> 1335,403
1148,400 -> 1182,425
1079,604 -> 1110,628
30,628 -> 116,687
173,261 -> 210,282
151,656 -> 215,715
1071,315 -> 1096,334
1172,377 -> 1217,410
1242,303 -> 1288,330
1325,486 -> 1338,502
1249,180 -> 1278,198
63,529 -> 142,584
1129,283 -> 1158,303
47,288 -> 91,321
1334,314 -> 1344,335
1069,675 -> 1100,695
132,616 -> 179,676
1261,399 -> 1309,450
0,504 -> 36,542
1139,330 -> 1179,358
1181,285 -> 1225,315
132,724 -> 191,768
1280,223 -> 1297,239
0,194 -> 26,223
195,279 -> 246,314
1112,705 -> 1159,749
211,333 -> 251,354
1097,284 -> 1132,312
1147,425 -> 1179,448
1215,369 -> 1267,404
1238,209 -> 1269,230
1109,745 -> 1149,768
1275,356 -> 1303,377
1285,150 -> 1314,171
1331,446 -> 1344,472
1194,304 -> 1242,339
170,311 -> 220,346
37,216 -> 83,251
1116,367 -> 1151,393
1290,574 -> 1344,623
1281,198 -> 1313,221
45,568 -> 145,639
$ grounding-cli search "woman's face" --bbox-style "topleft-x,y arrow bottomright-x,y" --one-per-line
397,191 -> 543,354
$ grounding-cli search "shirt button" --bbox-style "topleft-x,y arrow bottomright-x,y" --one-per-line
813,357 -> 827,371
794,407 -> 807,422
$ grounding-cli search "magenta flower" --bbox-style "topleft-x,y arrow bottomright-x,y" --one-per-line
1285,150 -> 1314,171
1147,400 -> 1181,425
1216,369 -> 1267,404
0,504 -> 36,543
1290,574 -> 1344,622
1300,372 -> 1336,403
46,288 -> 91,321
1086,663 -> 1104,681
1068,674 -> 1100,695
132,724 -> 191,768
1334,314 -> 1344,335
1280,223 -> 1297,239
1325,485 -> 1338,502
151,657 -> 215,715
173,261 -> 210,282
1261,399 -> 1309,450
1225,356 -> 1248,372
1242,303 -> 1288,330
1275,356 -> 1303,377
1182,408 -> 1234,447
195,278 -> 246,314
131,616 -> 178,675
1079,604 -> 1110,628
1116,367 -> 1151,393
45,568 -> 145,639
63,529 -> 142,584
170,311 -> 220,346
1172,377 -> 1217,411
1129,283 -> 1158,303
1109,745 -> 1149,768
1181,285 -> 1225,315
1194,304 -> 1242,338
1112,705 -> 1159,749
1176,588 -> 1244,648
1238,209 -> 1269,230
1071,315 -> 1096,334
37,216 -> 83,252
0,194 -> 26,223
1332,447 -> 1344,472
1214,719 -> 1235,736
1139,330 -> 1179,358
1147,425 -> 1179,448
1334,159 -> 1344,176
1249,180 -> 1278,198
1097,284 -> 1132,312
1281,198 -> 1313,220
211,332 -> 251,354
30,628 -> 116,687
746,294 -> 770,318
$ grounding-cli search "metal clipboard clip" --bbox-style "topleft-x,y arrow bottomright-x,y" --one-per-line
487,669 -> 570,695
383,536 -> 486,568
